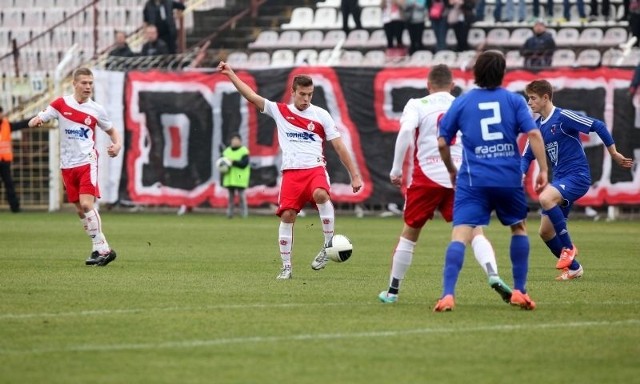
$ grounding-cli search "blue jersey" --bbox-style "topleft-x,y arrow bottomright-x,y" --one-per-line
439,87 -> 537,187
520,107 -> 614,180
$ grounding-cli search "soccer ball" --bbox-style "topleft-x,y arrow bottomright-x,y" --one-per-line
216,157 -> 232,174
325,234 -> 353,263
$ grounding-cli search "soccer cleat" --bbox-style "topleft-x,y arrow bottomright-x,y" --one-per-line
556,265 -> 584,281
311,246 -> 329,270
556,245 -> 578,269
95,249 -> 117,267
85,251 -> 100,266
276,266 -> 292,280
433,294 -> 455,312
510,290 -> 536,310
488,275 -> 513,303
378,291 -> 398,304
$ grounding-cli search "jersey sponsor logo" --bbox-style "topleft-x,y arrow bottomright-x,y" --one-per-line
474,143 -> 515,158
286,131 -> 316,141
65,127 -> 90,139
546,141 -> 559,165
84,116 -> 92,126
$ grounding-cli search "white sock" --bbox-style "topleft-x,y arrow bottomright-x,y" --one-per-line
472,235 -> 498,276
278,222 -> 293,267
84,209 -> 110,254
316,200 -> 334,246
389,237 -> 416,287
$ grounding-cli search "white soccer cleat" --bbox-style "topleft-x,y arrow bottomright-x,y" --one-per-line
311,247 -> 329,270
276,266 -> 292,280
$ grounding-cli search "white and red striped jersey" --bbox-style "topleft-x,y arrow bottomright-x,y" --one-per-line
262,99 -> 340,170
393,91 -> 462,187
38,95 -> 113,169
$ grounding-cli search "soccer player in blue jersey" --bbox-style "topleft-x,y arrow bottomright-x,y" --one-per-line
435,50 -> 550,311
522,79 -> 634,280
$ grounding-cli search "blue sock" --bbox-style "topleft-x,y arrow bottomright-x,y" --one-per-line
442,241 -> 465,297
544,235 -> 563,258
510,235 -> 529,293
544,206 -> 573,249
569,260 -> 581,270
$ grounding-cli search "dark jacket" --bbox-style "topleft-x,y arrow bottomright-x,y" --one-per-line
143,0 -> 186,39
109,44 -> 135,57
521,31 -> 556,68
140,39 -> 169,56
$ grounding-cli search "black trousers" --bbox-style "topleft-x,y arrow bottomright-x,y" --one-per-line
0,160 -> 20,212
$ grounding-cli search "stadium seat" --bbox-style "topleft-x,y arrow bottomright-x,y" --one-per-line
456,50 -> 477,69
271,49 -> 295,67
362,50 -> 386,66
295,49 -> 319,65
3,8 -> 23,28
601,48 -> 624,66
10,28 -> 32,46
486,28 -> 510,47
247,30 -> 279,49
555,28 -> 579,47
318,29 -> 346,49
298,30 -> 324,48
359,0 -> 379,6
343,29 -> 369,48
422,29 -> 436,47
467,28 -> 486,48
313,7 -> 339,29
551,49 -> 576,67
407,50 -> 433,66
432,50 -> 457,65
505,50 -> 524,69
602,27 -> 628,48
367,29 -> 387,48
508,28 -> 533,47
226,51 -> 249,68
339,50 -> 363,66
576,49 -> 601,66
361,6 -> 383,28
247,51 -> 270,68
281,7 -> 314,30
317,0 -> 340,8
278,30 -> 301,48
318,48 -> 339,65
577,28 -> 603,47
23,8 -> 45,27
44,9 -> 67,27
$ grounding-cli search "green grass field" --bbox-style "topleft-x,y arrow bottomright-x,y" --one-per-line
0,211 -> 639,384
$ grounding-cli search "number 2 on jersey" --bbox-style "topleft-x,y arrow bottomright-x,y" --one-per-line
478,102 -> 503,141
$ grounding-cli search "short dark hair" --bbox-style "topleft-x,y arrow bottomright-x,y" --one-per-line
525,79 -> 554,100
292,75 -> 313,91
428,64 -> 453,89
474,50 -> 505,89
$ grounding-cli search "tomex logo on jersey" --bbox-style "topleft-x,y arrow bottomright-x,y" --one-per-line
285,131 -> 316,141
65,127 -> 90,139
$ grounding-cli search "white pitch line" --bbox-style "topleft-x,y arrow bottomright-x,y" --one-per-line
1,300 -> 640,321
1,319 -> 638,356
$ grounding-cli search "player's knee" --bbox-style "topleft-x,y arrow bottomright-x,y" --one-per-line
312,188 -> 329,203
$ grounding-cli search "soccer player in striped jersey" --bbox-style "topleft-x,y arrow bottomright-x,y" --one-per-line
377,64 -> 513,305
435,51 -> 549,311
28,67 -> 122,266
217,61 -> 362,280
522,79 -> 633,280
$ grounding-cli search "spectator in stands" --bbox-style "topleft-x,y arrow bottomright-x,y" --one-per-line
629,61 -> 640,95
109,31 -> 134,57
555,0 -> 587,23
140,24 -> 169,56
521,19 -> 556,68
381,0 -> 406,55
404,0 -> 426,54
630,0 -> 640,46
448,0 -> 476,52
531,0 -> 553,21
588,0 -> 610,22
0,107 -> 31,213
429,0 -> 448,52
341,0 -> 363,34
475,0 -> 503,23
619,0 -> 630,22
143,0 -> 186,54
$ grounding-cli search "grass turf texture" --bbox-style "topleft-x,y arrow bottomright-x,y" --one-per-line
0,212 -> 639,384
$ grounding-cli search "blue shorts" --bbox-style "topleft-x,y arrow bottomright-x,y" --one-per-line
453,185 -> 528,227
546,173 -> 591,218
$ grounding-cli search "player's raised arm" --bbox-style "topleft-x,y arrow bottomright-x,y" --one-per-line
217,61 -> 265,112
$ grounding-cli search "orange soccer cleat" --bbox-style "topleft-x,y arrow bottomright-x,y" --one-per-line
556,244 -> 578,269
510,290 -> 536,310
433,295 -> 455,312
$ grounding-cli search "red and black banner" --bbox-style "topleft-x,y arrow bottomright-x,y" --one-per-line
103,67 -> 640,208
